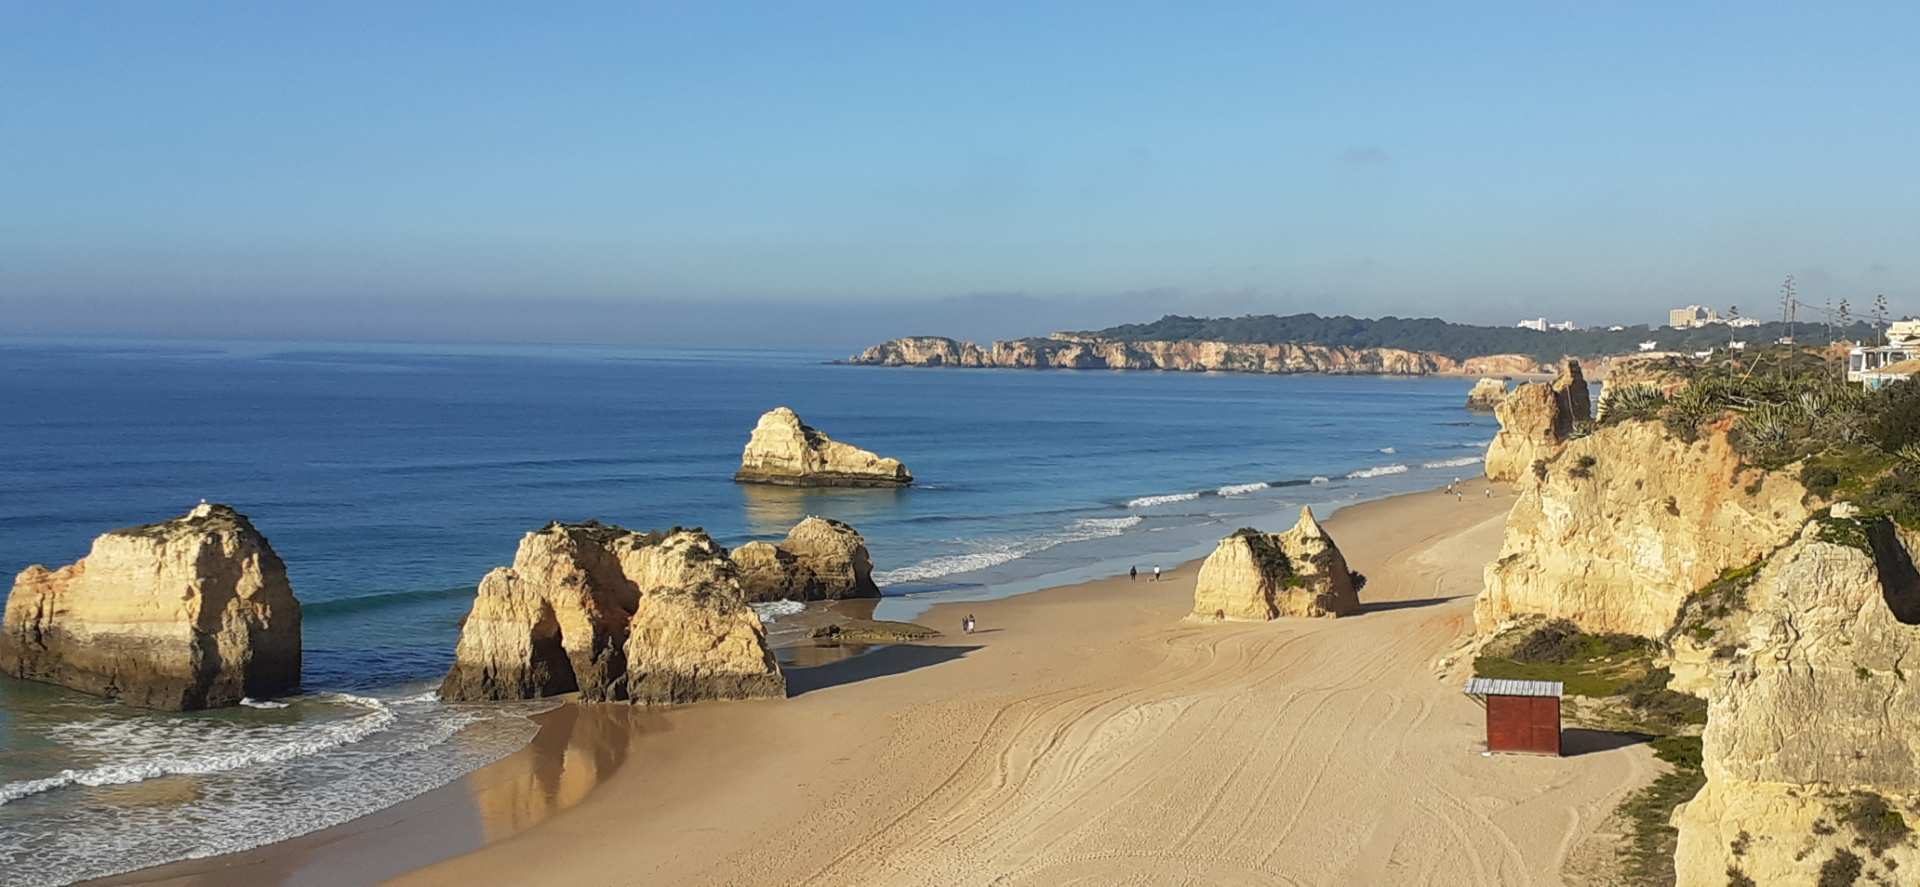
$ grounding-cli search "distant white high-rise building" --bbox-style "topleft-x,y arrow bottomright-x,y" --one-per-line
1668,305 -> 1720,328
1516,317 -> 1549,332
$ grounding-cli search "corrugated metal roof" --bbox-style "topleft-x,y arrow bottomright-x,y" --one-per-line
1464,677 -> 1564,698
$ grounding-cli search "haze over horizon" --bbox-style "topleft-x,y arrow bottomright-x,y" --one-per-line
4,4 -> 1915,347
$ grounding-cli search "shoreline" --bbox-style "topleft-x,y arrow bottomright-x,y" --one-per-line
104,478 -> 1654,886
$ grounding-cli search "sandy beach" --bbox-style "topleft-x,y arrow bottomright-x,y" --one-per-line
113,480 -> 1655,886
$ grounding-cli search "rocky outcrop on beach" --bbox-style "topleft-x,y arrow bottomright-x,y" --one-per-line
1465,377 -> 1508,411
0,503 -> 302,710
1191,507 -> 1359,620
851,335 -> 1542,377
1475,418 -> 1809,637
734,407 -> 912,488
732,516 -> 880,602
1482,360 -> 1593,482
623,531 -> 785,705
441,523 -> 782,704
1671,520 -> 1920,886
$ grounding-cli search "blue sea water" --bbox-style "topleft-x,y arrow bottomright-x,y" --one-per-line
0,338 -> 1498,885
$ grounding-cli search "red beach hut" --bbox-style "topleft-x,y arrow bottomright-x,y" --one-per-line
1464,677 -> 1562,756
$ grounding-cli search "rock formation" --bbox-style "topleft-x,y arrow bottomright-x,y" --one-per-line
1465,377 -> 1508,411
850,335 -> 1542,377
731,516 -> 880,602
442,523 -> 782,705
1475,418 -> 1810,637
0,503 -> 302,710
623,531 -> 785,705
1191,507 -> 1358,620
1672,519 -> 1920,886
734,407 -> 911,488
1482,360 -> 1593,482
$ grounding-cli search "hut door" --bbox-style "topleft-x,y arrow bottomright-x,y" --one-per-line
1530,697 -> 1561,755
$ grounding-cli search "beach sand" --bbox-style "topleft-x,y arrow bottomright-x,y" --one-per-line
113,480 -> 1653,886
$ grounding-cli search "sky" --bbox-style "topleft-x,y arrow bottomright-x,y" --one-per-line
2,3 -> 1916,346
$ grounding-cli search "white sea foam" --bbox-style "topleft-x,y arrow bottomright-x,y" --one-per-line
1127,492 -> 1200,508
875,514 -> 1142,585
1309,476 -> 1330,485
239,697 -> 289,709
1346,464 -> 1409,478
1421,456 -> 1483,469
0,695 -> 397,806
1216,481 -> 1270,496
1379,447 -> 1397,454
751,599 -> 807,623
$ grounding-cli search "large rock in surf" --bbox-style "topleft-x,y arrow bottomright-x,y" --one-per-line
0,503 -> 302,710
441,523 -> 781,704
1483,360 -> 1592,482
734,407 -> 912,488
624,531 -> 786,705
1191,507 -> 1358,621
1474,418 -> 1810,638
1672,520 -> 1920,886
1464,377 -> 1508,411
732,516 -> 880,602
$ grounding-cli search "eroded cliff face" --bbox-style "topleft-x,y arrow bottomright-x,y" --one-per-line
734,407 -> 911,488
851,336 -> 1543,377
1483,361 -> 1593,482
1475,419 -> 1810,637
0,503 -> 302,710
1191,507 -> 1358,620
732,516 -> 879,603
441,524 -> 781,705
1672,521 -> 1920,886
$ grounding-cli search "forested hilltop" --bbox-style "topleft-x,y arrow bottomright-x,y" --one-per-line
1066,314 -> 1874,363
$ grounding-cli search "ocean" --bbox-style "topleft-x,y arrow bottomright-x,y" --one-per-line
0,338 -> 1499,885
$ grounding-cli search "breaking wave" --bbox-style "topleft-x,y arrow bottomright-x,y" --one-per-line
1346,464 -> 1409,479
1126,492 -> 1201,508
751,599 -> 807,623
1421,456 -> 1483,469
1216,482 -> 1270,496
875,515 -> 1143,586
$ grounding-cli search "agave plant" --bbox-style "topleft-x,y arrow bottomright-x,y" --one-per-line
1736,403 -> 1799,454
1896,443 -> 1920,469
1600,384 -> 1668,424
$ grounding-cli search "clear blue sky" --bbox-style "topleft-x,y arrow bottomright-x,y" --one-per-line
3,3 -> 1915,345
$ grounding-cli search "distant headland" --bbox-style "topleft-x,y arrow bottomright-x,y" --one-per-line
846,312 -> 1874,378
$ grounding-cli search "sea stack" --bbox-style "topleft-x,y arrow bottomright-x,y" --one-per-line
1191,507 -> 1359,621
732,516 -> 880,602
734,407 -> 912,488
1464,377 -> 1508,411
441,523 -> 782,705
1483,359 -> 1592,482
0,503 -> 302,710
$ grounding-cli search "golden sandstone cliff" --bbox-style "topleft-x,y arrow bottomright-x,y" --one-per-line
732,516 -> 879,602
734,407 -> 911,488
1482,360 -> 1594,483
1672,519 -> 1920,886
1476,418 -> 1810,637
0,503 -> 302,710
1191,507 -> 1359,620
440,523 -> 781,705
850,335 -> 1544,377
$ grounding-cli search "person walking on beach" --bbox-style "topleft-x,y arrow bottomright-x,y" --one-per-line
1153,565 -> 1162,582
1129,566 -> 1138,582
963,614 -> 975,634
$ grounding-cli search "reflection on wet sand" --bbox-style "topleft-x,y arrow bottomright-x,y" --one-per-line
735,483 -> 907,538
471,704 -> 656,842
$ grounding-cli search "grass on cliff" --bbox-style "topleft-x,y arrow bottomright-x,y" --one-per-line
1473,620 -> 1656,698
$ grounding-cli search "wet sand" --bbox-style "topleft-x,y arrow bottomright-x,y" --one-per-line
111,479 -> 1654,886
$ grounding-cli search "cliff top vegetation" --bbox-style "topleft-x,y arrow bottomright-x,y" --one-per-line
1063,313 -> 1875,363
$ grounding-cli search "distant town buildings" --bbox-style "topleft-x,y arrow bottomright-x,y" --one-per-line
1548,320 -> 1578,332
1849,320 -> 1920,389
1516,318 -> 1548,332
1516,318 -> 1579,332
1727,317 -> 1762,328
1668,305 -> 1721,328
1638,341 -> 1660,351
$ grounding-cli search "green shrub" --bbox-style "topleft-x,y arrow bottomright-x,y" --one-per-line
1869,377 -> 1920,453
1818,848 -> 1863,887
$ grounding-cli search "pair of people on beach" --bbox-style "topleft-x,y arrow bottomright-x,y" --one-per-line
1128,565 -> 1161,582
